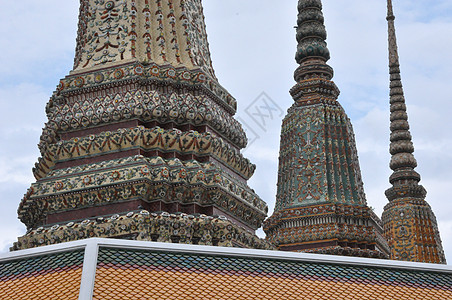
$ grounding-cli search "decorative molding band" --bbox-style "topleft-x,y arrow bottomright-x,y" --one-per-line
34,126 -> 255,180
59,63 -> 236,114
20,156 -> 267,230
13,211 -> 274,251
41,89 -> 246,159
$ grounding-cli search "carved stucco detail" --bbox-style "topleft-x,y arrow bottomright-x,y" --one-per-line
73,0 -> 216,79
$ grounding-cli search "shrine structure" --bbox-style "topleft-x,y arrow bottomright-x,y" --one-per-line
263,0 -> 389,258
381,0 -> 446,264
2,1 -> 451,299
12,0 -> 270,250
9,0 -> 447,264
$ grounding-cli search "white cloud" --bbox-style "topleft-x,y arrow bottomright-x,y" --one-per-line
439,220 -> 452,262
0,158 -> 36,185
0,1 -> 78,80
0,83 -> 48,129
0,226 -> 25,254
0,83 -> 48,185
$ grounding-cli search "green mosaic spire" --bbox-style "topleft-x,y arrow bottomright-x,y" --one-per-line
264,0 -> 389,258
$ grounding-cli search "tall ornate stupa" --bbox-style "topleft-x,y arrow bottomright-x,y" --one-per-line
12,0 -> 270,250
382,0 -> 446,264
264,0 -> 389,258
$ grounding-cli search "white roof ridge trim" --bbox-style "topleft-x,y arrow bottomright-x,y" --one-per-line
1,238 -> 451,274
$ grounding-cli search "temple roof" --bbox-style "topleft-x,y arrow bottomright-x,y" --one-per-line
1,238 -> 451,299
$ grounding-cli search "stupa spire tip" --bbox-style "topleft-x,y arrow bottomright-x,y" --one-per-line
293,0 -> 334,82
295,0 -> 330,64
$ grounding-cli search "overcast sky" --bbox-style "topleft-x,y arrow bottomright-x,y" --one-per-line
0,0 -> 451,263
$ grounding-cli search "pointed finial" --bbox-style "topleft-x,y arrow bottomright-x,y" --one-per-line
387,0 -> 395,20
295,0 -> 330,63
387,0 -> 400,69
293,0 -> 334,82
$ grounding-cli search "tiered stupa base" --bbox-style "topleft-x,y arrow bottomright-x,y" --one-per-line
383,198 -> 446,264
264,203 -> 388,259
13,210 -> 273,251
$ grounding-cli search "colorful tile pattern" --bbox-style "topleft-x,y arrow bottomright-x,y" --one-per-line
93,247 -> 452,299
0,250 -> 84,299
